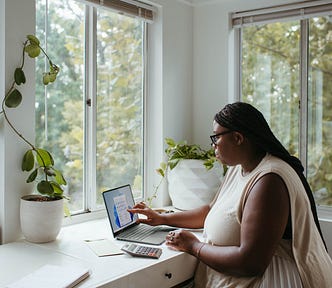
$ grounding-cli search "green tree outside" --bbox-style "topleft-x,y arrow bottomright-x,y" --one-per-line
35,0 -> 144,212
241,16 -> 332,206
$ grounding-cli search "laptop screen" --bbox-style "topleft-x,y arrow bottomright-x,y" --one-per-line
102,184 -> 138,234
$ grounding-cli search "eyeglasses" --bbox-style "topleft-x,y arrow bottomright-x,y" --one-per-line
210,130 -> 233,145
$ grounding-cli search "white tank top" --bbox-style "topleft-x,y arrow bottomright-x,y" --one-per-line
195,154 -> 332,288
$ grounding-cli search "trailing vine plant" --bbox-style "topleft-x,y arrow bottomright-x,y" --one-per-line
0,35 -> 67,200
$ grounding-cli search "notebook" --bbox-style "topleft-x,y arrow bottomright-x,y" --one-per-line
6,264 -> 90,288
102,184 -> 174,245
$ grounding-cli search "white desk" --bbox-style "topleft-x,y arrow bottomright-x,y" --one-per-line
0,218 -> 199,287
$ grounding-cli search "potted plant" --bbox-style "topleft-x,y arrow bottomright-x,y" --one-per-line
1,34 -> 67,243
148,138 -> 227,210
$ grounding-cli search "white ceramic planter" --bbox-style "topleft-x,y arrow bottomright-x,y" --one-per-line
167,159 -> 222,210
20,195 -> 64,243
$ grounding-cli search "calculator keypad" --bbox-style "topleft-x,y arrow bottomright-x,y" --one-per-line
122,244 -> 162,258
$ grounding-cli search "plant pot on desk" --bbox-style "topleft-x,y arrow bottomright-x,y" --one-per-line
20,195 -> 64,243
167,159 -> 222,210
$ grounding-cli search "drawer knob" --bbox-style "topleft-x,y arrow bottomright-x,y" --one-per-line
165,272 -> 172,279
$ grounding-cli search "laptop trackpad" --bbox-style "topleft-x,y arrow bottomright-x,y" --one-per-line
142,231 -> 168,245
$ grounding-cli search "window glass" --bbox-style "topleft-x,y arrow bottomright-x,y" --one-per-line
36,0 -> 85,212
240,17 -> 332,207
307,16 -> 332,207
241,21 -> 300,156
36,0 -> 145,214
96,9 -> 144,201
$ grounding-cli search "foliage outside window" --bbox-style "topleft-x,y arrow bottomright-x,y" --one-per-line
36,0 -> 145,214
240,15 -> 332,207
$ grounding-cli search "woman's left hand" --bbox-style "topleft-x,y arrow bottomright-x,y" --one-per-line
166,229 -> 201,255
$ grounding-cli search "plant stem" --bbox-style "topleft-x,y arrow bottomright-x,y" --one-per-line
39,45 -> 51,62
147,163 -> 169,207
1,41 -> 35,151
1,40 -> 49,181
147,176 -> 164,207
20,40 -> 28,69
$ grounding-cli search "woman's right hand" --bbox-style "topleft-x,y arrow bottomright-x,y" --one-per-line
127,202 -> 165,226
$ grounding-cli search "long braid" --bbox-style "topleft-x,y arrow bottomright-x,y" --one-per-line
215,102 -> 327,250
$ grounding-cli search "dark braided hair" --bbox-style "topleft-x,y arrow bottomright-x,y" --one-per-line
215,102 -> 326,250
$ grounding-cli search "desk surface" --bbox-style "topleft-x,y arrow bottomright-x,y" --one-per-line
0,218 -> 200,287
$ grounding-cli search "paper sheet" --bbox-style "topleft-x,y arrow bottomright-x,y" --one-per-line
85,239 -> 124,257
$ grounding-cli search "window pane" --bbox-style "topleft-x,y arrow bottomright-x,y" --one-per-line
96,10 -> 144,202
241,21 -> 300,156
307,16 -> 332,207
36,0 -> 85,212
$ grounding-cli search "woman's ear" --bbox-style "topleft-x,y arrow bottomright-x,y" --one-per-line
233,131 -> 245,145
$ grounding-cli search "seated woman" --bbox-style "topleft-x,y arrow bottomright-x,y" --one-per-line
128,102 -> 332,288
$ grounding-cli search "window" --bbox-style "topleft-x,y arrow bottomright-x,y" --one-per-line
36,0 -> 151,214
234,3 -> 332,209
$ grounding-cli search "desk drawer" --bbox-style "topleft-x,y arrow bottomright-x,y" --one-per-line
98,253 -> 197,288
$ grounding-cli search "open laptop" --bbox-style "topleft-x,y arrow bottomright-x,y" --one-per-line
102,184 -> 175,245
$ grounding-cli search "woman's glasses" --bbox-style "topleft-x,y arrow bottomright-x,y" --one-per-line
210,130 -> 233,145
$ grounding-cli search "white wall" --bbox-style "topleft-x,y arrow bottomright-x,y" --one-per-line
145,0 -> 194,207
0,0 -> 35,244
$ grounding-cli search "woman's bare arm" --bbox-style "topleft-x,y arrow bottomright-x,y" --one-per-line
167,173 -> 290,277
128,203 -> 211,229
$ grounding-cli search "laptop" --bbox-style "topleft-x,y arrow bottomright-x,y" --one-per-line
102,184 -> 175,245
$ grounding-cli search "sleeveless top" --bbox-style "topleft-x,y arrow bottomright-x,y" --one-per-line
194,154 -> 332,288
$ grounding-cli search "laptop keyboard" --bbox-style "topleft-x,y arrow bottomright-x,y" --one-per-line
119,225 -> 160,241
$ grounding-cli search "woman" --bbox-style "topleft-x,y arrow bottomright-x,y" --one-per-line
128,102 -> 332,287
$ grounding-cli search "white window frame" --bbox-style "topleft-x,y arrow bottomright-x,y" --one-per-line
35,0 -> 150,223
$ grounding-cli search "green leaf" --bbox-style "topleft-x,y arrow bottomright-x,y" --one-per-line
50,181 -> 64,195
43,70 -> 58,85
24,44 -> 41,58
160,162 -> 167,171
156,168 -> 164,177
36,149 -> 54,167
43,64 -> 60,85
165,138 -> 176,148
22,150 -> 35,171
49,72 -> 57,83
203,160 -> 214,170
14,68 -> 26,85
42,73 -> 51,85
26,34 -> 40,46
26,169 -> 38,183
54,169 -> 67,185
5,89 -> 22,108
169,159 -> 180,170
37,180 -> 54,195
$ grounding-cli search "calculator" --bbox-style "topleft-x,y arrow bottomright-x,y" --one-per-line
121,243 -> 162,259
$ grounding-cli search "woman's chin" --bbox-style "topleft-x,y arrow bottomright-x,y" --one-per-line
216,155 -> 226,165
215,154 -> 222,162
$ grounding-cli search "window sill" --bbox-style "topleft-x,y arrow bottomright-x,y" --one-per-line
318,206 -> 332,222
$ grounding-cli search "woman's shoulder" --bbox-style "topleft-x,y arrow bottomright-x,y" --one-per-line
260,154 -> 295,174
253,154 -> 303,192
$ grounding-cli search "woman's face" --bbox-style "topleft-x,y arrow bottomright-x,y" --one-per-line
212,121 -> 235,166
